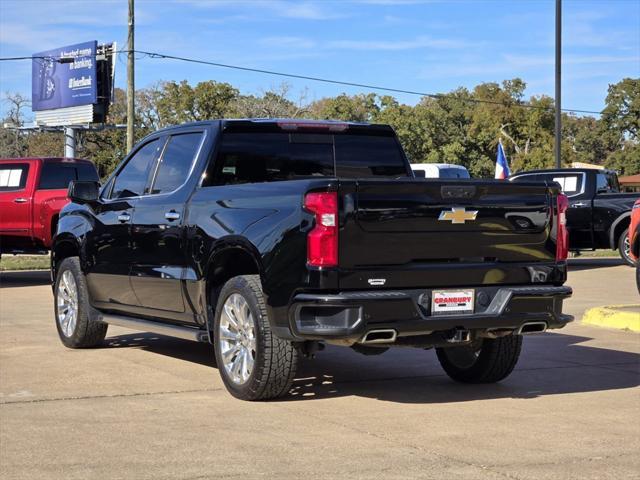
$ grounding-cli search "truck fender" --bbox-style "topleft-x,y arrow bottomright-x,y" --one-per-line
609,212 -> 631,249
202,237 -> 264,341
51,208 -> 94,281
50,233 -> 82,287
204,236 -> 264,281
39,193 -> 70,247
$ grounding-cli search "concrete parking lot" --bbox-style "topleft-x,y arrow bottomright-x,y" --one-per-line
1,258 -> 638,479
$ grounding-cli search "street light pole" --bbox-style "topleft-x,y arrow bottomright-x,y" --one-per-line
555,0 -> 562,169
126,0 -> 135,152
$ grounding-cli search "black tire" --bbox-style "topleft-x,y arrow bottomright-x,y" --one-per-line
213,275 -> 298,401
618,228 -> 634,267
54,257 -> 107,348
636,263 -> 640,295
436,335 -> 523,383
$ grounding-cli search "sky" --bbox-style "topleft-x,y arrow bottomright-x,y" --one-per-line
0,0 -> 639,119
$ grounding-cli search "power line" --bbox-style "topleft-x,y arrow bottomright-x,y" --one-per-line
2,51 -> 605,116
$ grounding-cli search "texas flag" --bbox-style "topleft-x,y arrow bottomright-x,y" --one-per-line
495,141 -> 510,179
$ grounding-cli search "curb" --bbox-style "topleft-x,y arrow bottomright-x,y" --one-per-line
582,305 -> 640,333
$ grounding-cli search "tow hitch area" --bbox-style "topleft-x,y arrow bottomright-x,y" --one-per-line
446,329 -> 471,343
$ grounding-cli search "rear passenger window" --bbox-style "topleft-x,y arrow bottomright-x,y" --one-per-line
334,135 -> 408,178
551,175 -> 582,196
0,164 -> 29,190
38,164 -> 76,190
150,133 -> 203,194
76,163 -> 100,182
206,133 -> 333,186
513,173 -> 583,197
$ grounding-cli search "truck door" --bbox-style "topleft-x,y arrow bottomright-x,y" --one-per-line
129,130 -> 206,320
85,138 -> 163,308
0,162 -> 35,248
553,172 -> 593,249
591,171 -> 621,248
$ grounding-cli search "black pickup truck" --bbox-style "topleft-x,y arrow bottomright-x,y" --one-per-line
52,119 -> 573,400
510,168 -> 639,265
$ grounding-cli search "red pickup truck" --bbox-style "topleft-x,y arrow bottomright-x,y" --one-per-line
0,157 -> 99,256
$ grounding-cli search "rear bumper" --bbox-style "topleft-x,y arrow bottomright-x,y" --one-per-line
286,285 -> 573,343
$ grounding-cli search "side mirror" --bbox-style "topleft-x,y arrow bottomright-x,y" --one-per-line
413,169 -> 426,178
68,180 -> 100,204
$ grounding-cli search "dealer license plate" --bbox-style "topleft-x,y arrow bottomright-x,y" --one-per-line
431,289 -> 475,315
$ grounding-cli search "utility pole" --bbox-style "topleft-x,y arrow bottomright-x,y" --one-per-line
126,0 -> 135,152
555,0 -> 562,169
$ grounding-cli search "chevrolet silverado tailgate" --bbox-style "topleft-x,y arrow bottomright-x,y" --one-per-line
338,179 -> 560,288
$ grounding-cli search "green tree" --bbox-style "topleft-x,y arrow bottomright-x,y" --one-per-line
605,142 -> 640,175
155,80 -> 239,127
233,84 -> 307,118
309,93 -> 380,122
602,78 -> 640,142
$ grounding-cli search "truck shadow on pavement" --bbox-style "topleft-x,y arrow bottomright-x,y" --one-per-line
105,331 -> 639,403
106,333 -> 216,367
0,270 -> 50,288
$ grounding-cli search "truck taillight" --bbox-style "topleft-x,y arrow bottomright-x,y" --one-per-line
556,194 -> 569,261
304,192 -> 338,267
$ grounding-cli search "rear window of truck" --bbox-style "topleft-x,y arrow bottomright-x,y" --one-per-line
204,132 -> 408,186
511,172 -> 584,197
38,162 -> 99,190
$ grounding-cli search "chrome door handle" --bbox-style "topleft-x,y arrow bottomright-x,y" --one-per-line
14,198 -> 27,203
164,211 -> 180,221
117,213 -> 131,223
571,202 -> 588,208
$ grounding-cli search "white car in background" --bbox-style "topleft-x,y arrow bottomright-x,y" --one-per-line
411,163 -> 470,179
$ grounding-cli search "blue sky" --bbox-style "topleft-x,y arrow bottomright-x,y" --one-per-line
1,0 -> 639,119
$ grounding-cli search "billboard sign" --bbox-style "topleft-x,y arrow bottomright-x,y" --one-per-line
32,41 -> 97,112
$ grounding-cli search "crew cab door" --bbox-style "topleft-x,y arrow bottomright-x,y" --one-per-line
129,130 -> 206,320
85,138 -> 163,308
0,161 -> 35,245
551,172 -> 593,248
592,171 -> 623,248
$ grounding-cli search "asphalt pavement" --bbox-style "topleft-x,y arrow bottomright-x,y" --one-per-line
0,258 -> 638,479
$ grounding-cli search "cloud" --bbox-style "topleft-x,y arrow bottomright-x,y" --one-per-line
355,0 -> 437,4
278,2 -> 340,20
419,51 -> 640,81
1,0 -> 128,27
177,0 -> 343,20
503,54 -> 640,68
259,36 -> 317,49
0,24 -> 85,51
328,35 -> 476,51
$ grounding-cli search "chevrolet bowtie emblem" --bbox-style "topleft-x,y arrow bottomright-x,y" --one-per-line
438,207 -> 478,224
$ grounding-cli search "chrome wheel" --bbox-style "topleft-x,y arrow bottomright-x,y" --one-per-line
218,293 -> 256,385
623,236 -> 631,259
57,270 -> 78,337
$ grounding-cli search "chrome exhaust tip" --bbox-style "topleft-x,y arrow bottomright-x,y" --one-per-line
516,322 -> 548,335
360,329 -> 397,344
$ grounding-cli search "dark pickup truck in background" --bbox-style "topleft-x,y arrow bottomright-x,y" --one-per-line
510,168 -> 639,266
52,119 -> 572,400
